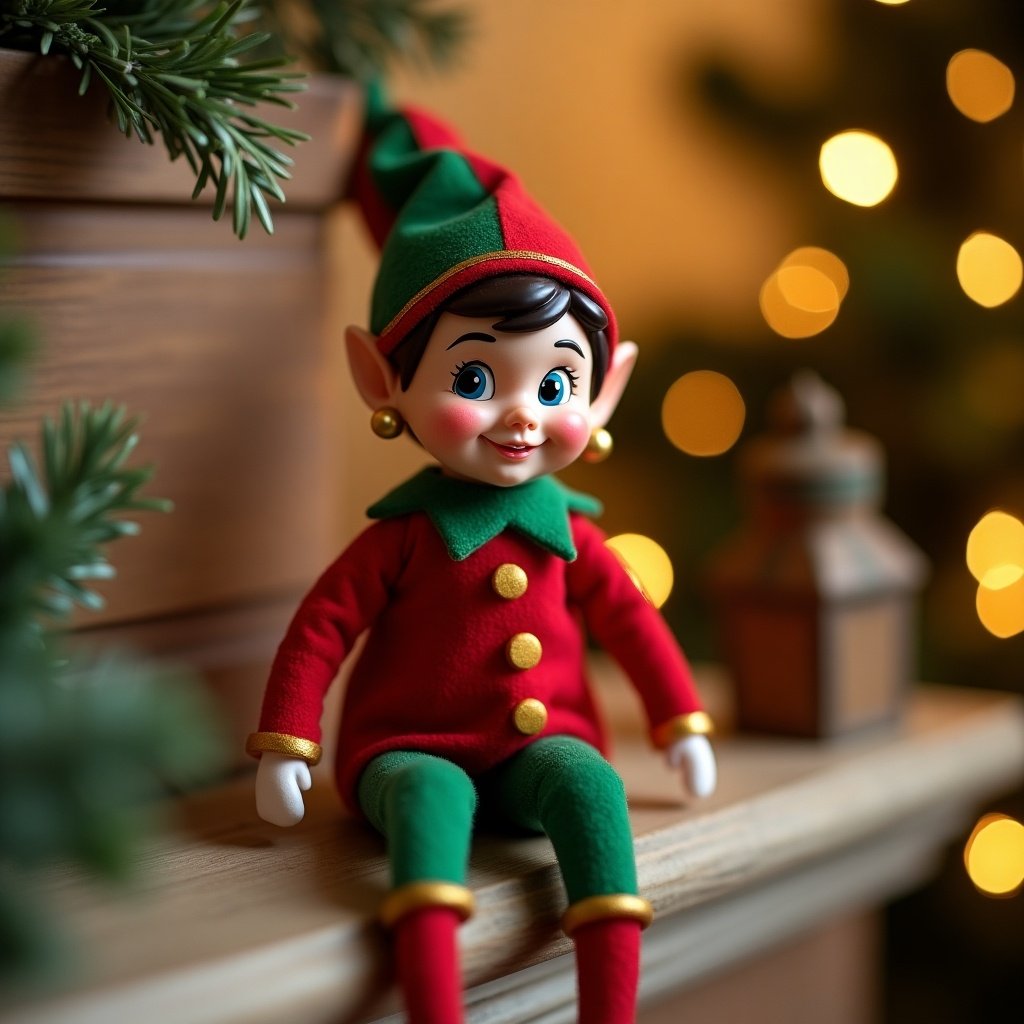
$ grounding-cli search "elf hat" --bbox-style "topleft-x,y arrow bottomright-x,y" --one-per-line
349,85 -> 618,358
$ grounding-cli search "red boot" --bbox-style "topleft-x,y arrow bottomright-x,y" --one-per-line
562,894 -> 652,1024
574,918 -> 643,1024
381,882 -> 475,1024
394,905 -> 464,1024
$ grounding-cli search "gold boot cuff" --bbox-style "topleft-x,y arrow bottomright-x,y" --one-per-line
561,893 -> 654,936
379,882 -> 475,928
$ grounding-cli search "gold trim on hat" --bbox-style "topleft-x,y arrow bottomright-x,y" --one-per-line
380,250 -> 598,345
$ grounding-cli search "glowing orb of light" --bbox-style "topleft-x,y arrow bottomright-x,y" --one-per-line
605,534 -> 674,608
947,49 -> 1015,123
956,232 -> 1023,308
819,131 -> 899,207
760,248 -> 848,340
781,247 -> 850,303
661,371 -> 746,456
966,510 -> 1024,590
976,577 -> 1024,638
964,814 -> 1024,896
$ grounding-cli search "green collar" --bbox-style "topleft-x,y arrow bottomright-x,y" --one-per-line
367,467 -> 602,561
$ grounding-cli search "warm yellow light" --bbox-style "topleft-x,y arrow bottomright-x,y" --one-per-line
976,576 -> 1024,638
964,814 -> 1024,896
957,232 -> 1023,308
947,49 -> 1016,123
966,510 -> 1024,585
661,371 -> 746,456
982,565 -> 1024,590
874,1 -> 911,6
605,533 -> 674,608
781,247 -> 850,302
776,265 -> 839,314
819,131 -> 898,207
759,271 -> 839,338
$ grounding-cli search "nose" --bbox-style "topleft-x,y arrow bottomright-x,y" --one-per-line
505,404 -> 539,432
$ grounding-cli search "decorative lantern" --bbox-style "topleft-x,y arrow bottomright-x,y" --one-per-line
708,372 -> 928,738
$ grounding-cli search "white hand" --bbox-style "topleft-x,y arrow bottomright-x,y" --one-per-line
255,753 -> 312,826
666,734 -> 717,800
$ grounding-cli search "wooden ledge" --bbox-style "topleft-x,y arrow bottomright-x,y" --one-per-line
0,48 -> 362,208
4,664 -> 1024,1024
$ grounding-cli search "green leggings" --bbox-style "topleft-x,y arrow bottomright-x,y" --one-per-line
356,736 -> 638,904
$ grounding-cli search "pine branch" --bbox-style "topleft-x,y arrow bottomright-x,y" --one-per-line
0,341 -> 224,982
255,0 -> 468,80
0,401 -> 171,624
0,230 -> 224,984
1,0 -> 309,238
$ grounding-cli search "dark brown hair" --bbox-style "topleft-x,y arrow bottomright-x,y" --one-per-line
390,274 -> 610,398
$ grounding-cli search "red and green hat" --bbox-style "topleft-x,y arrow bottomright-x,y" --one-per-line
349,86 -> 618,357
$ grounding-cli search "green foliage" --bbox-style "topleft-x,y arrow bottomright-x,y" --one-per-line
258,0 -> 468,80
0,401 -> 171,624
0,0 -> 467,239
1,0 -> 308,239
0,287 -> 223,985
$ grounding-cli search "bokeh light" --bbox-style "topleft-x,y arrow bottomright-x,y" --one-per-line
776,265 -> 839,313
661,370 -> 746,456
781,246 -> 850,302
819,131 -> 898,207
976,577 -> 1024,638
947,49 -> 1016,123
605,533 -> 674,608
956,232 -> 1023,308
760,273 -> 837,338
760,247 -> 849,339
966,510 -> 1024,590
964,814 -> 1024,896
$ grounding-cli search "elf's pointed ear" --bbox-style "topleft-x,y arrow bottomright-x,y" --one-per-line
588,341 -> 638,429
345,326 -> 399,410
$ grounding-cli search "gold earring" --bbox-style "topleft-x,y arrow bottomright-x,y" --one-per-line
371,407 -> 405,439
583,427 -> 613,463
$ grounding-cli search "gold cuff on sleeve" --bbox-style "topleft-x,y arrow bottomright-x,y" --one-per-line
561,893 -> 654,936
651,711 -> 714,749
245,731 -> 323,765
379,882 -> 476,928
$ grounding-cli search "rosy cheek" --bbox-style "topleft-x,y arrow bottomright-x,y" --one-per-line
432,404 -> 487,440
550,411 -> 590,449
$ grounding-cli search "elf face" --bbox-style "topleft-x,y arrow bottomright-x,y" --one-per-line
400,310 -> 595,487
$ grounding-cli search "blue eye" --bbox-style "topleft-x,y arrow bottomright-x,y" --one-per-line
451,362 -> 494,400
538,368 -> 574,406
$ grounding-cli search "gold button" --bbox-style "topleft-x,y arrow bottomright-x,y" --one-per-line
506,632 -> 542,670
492,563 -> 529,600
513,698 -> 548,736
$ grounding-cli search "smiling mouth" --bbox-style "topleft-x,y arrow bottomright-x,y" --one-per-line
483,437 -> 542,460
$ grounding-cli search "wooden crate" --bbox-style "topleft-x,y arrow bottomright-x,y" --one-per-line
0,49 -> 362,752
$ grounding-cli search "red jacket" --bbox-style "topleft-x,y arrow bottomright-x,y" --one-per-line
255,477 -> 705,813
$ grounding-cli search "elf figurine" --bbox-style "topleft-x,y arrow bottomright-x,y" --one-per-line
247,90 -> 717,1024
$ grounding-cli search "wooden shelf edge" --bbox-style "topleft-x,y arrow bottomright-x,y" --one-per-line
3,683 -> 1023,1024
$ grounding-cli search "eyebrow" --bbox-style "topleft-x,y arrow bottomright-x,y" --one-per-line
446,332 -> 496,350
554,339 -> 586,358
